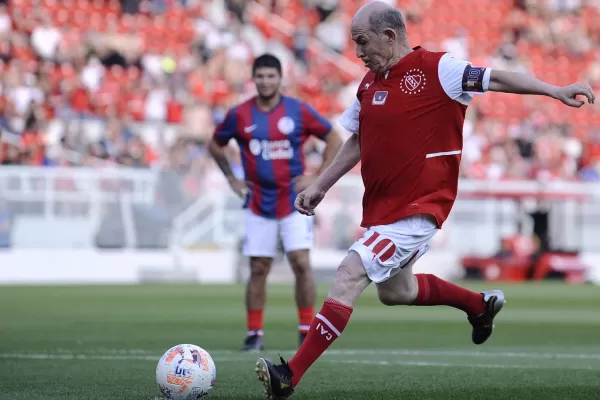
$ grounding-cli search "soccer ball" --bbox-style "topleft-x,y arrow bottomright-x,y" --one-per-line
156,344 -> 216,399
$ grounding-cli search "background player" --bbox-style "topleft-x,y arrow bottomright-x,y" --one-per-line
208,54 -> 343,352
254,1 -> 595,397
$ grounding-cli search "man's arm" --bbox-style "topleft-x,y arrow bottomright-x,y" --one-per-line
487,70 -> 595,107
208,139 -> 249,198
314,134 -> 360,191
438,54 -> 595,107
208,109 -> 249,198
316,130 -> 343,175
208,139 -> 235,181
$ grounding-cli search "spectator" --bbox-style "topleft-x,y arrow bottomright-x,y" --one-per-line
30,16 -> 61,61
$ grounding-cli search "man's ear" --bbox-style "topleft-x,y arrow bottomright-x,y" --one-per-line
381,28 -> 397,43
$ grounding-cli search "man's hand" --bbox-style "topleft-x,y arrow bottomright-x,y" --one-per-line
554,83 -> 596,108
227,176 -> 250,199
295,184 -> 327,216
293,175 -> 316,193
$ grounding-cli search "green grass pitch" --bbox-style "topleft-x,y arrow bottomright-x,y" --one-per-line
0,282 -> 599,400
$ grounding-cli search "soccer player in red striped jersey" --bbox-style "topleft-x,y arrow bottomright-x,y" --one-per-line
254,2 -> 595,398
208,54 -> 343,352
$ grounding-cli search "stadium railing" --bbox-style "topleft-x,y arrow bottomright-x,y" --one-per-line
2,166 -> 600,253
1,166 -> 599,284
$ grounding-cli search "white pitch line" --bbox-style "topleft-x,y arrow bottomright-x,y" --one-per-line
0,353 -> 598,371
54,348 -> 154,355
0,353 -> 159,361
15,348 -> 600,361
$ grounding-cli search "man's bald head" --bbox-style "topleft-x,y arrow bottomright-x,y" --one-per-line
352,1 -> 406,38
350,1 -> 410,73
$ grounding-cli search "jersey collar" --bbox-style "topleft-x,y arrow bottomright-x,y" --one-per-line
382,46 -> 423,78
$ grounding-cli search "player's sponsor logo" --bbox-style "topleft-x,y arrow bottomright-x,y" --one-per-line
244,124 -> 257,133
372,91 -> 388,105
401,69 -> 426,94
277,116 -> 295,135
462,65 -> 486,92
364,81 -> 373,89
249,139 -> 294,160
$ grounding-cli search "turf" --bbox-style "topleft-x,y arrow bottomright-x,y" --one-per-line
0,282 -> 599,400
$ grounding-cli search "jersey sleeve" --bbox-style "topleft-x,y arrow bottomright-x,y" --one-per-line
301,103 -> 332,139
338,99 -> 360,135
438,53 -> 492,106
213,108 -> 238,146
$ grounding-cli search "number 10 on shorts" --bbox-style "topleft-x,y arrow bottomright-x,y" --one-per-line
362,231 -> 396,263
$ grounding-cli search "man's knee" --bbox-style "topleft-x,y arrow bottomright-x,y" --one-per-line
377,272 -> 418,306
287,250 -> 311,278
250,257 -> 272,280
328,251 -> 371,307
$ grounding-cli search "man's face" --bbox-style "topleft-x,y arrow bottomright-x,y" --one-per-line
253,67 -> 281,99
351,24 -> 393,73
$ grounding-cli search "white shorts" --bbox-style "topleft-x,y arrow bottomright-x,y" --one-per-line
349,214 -> 438,283
242,209 -> 314,257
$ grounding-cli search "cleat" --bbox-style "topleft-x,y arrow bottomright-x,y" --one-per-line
468,290 -> 505,345
242,334 -> 264,352
254,356 -> 294,399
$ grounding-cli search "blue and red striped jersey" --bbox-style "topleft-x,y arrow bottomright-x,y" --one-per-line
213,95 -> 332,219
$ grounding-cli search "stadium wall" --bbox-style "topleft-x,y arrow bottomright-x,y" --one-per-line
0,249 -> 599,285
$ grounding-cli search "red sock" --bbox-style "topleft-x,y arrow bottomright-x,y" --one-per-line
297,307 -> 314,335
247,309 -> 263,336
412,274 -> 485,316
288,298 -> 352,386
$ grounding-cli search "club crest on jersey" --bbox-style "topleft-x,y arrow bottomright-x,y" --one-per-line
372,91 -> 388,105
401,69 -> 427,94
277,116 -> 295,135
249,139 -> 262,156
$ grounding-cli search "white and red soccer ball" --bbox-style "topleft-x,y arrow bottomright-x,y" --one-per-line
156,344 -> 216,399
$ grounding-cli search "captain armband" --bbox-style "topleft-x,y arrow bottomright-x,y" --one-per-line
462,65 -> 489,93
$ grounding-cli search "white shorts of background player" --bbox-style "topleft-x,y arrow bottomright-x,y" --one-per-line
243,209 -> 314,257
349,214 -> 438,283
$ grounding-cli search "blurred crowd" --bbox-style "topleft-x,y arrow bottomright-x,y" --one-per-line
0,0 -> 599,188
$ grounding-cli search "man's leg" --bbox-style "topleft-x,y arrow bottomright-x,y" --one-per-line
376,253 -> 505,345
353,214 -> 505,345
243,256 -> 273,350
376,254 -> 485,314
255,251 -> 371,399
242,210 -> 278,351
286,249 -> 316,344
